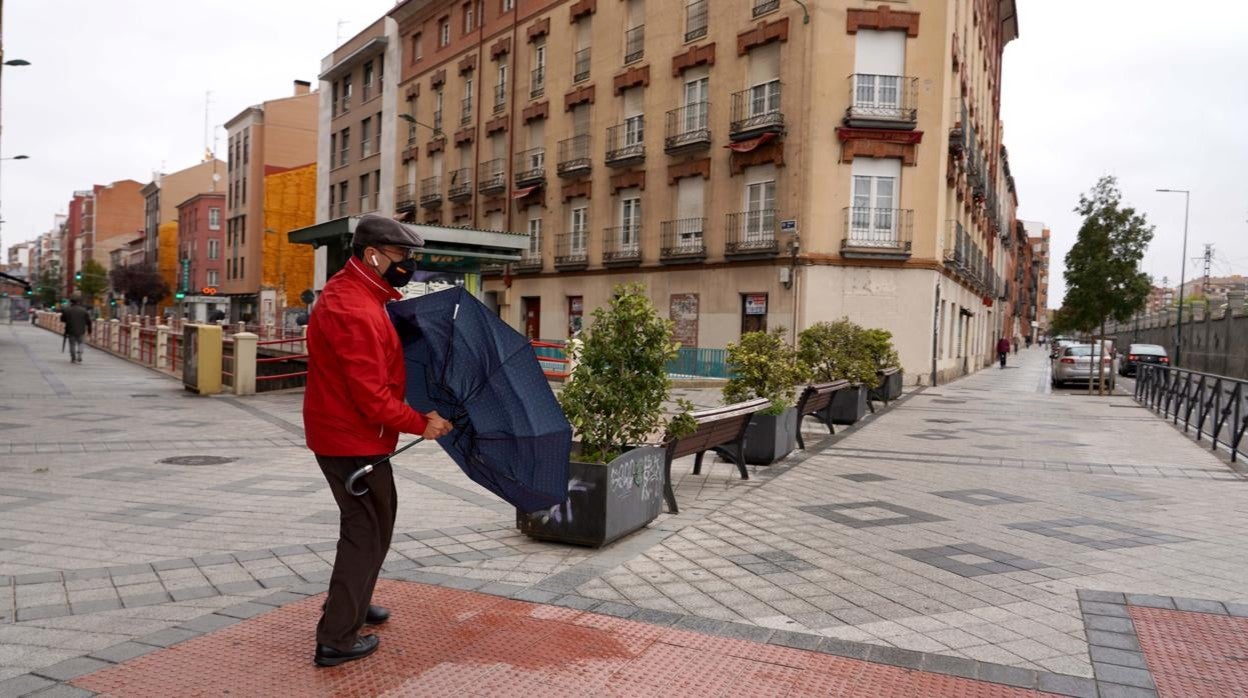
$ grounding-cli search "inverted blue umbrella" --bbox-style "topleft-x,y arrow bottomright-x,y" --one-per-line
352,287 -> 571,513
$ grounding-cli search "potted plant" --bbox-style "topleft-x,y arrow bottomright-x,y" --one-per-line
723,329 -> 806,465
519,283 -> 678,547
862,328 -> 903,402
798,320 -> 876,425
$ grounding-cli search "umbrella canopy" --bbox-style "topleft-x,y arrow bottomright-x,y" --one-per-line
389,288 -> 571,512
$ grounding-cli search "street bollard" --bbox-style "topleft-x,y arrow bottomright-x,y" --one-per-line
232,332 -> 258,396
129,322 -> 142,361
156,325 -> 170,370
109,319 -> 121,353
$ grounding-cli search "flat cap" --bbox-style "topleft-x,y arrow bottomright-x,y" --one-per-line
352,214 -> 425,249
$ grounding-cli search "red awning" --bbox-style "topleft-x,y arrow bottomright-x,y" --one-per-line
725,132 -> 776,153
511,185 -> 540,199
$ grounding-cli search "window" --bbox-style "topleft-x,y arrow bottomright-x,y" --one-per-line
340,127 -> 350,164
569,199 -> 588,254
685,0 -> 708,42
850,157 -> 901,241
338,181 -> 349,216
208,239 -> 220,260
853,30 -> 906,115
532,40 -> 547,95
527,211 -> 542,257
463,77 -> 474,123
675,176 -> 704,248
373,169 -> 381,204
744,164 -> 776,242
439,17 -> 450,47
207,270 -> 218,287
495,62 -> 508,111
332,81 -> 340,116
208,208 -> 221,230
619,191 -> 641,248
363,61 -> 374,101
361,117 -> 372,157
411,32 -> 423,62
683,68 -> 709,131
623,87 -> 644,146
624,0 -> 645,64
360,173 -> 372,212
747,42 -> 781,118
434,88 -> 444,130
239,256 -> 245,278
342,75 -> 352,112
463,2 -> 475,33
330,133 -> 338,167
243,129 -> 250,164
502,0 -> 514,11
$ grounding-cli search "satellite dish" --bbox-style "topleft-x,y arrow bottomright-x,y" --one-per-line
212,173 -> 222,182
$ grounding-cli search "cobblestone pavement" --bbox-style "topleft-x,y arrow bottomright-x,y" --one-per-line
2,322 -> 1246,696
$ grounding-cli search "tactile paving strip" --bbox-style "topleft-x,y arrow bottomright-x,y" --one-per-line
73,579 -> 1062,697
1131,605 -> 1248,697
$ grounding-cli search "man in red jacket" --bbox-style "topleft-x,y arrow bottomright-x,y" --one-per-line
304,214 -> 453,667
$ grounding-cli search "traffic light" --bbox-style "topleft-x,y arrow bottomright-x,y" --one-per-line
175,291 -> 186,300
24,288 -> 33,297
75,271 -> 82,281
109,298 -> 117,307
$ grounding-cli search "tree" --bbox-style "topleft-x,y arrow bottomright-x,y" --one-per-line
77,259 -> 109,302
1058,176 -> 1154,394
35,264 -> 60,307
109,263 -> 170,313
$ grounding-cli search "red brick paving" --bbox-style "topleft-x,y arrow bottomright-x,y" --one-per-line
73,580 -> 1061,697
1130,605 -> 1248,698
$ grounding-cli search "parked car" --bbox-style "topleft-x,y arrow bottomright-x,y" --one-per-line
1050,337 -> 1078,360
1052,344 -> 1117,390
1119,343 -> 1169,376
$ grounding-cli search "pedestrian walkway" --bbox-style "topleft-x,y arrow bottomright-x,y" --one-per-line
2,324 -> 1246,696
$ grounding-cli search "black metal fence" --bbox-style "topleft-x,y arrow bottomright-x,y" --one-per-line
1135,364 -> 1248,462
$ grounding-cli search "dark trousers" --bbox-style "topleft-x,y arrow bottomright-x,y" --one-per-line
315,454 -> 397,651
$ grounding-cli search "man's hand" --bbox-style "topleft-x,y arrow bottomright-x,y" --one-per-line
421,411 -> 454,440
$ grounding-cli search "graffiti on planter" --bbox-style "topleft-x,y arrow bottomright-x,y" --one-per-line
534,477 -> 592,525
609,450 -> 664,506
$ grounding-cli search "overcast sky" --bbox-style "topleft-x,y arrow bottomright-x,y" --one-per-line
4,0 -> 1247,307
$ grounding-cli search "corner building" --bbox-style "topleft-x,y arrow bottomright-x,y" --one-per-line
386,0 -> 1020,384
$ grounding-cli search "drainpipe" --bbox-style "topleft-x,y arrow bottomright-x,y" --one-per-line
931,283 -> 941,386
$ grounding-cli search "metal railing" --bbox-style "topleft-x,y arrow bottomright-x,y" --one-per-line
725,210 -> 779,256
667,347 -> 734,378
478,159 -> 506,193
556,232 -> 589,267
255,336 -> 309,391
685,0 -> 708,42
533,340 -> 572,380
493,83 -> 507,113
432,109 -> 443,133
531,66 -> 546,98
1135,364 -> 1248,463
845,74 -> 919,127
665,102 -> 710,152
842,207 -> 914,253
419,176 -> 443,206
395,184 -> 416,210
752,0 -> 780,17
514,148 -> 546,186
557,134 -> 592,177
605,119 -> 645,166
448,168 -> 473,200
730,83 -> 783,137
602,226 -> 642,264
573,48 -> 591,84
624,25 -> 645,65
660,218 -> 707,261
517,240 -> 543,271
461,97 -> 473,125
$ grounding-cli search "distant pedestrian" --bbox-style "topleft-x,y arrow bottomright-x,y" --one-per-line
208,308 -> 226,323
1012,336 -> 1020,354
997,337 -> 1011,369
1025,335 -> 1033,349
60,295 -> 92,364
302,215 -> 453,668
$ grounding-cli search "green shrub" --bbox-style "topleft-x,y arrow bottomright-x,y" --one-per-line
558,283 -> 680,464
723,328 -> 806,415
797,320 -> 877,386
861,328 -> 900,370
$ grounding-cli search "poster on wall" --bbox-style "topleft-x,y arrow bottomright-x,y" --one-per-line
744,293 -> 768,316
568,296 -> 584,337
670,293 -> 699,348
399,270 -> 480,300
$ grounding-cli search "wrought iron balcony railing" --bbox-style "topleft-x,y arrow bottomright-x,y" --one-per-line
493,83 -> 507,114
685,0 -> 708,42
605,119 -> 645,167
530,66 -> 545,99
419,176 -> 442,208
660,218 -> 707,262
447,168 -> 473,201
841,207 -> 914,258
665,102 -> 711,153
478,159 -> 506,194
516,239 -> 543,272
395,184 -> 416,211
844,74 -> 918,129
730,82 -> 783,140
725,210 -> 779,257
557,134 -> 592,178
624,25 -> 645,65
514,148 -> 546,187
461,97 -> 473,126
556,232 -> 590,269
573,48 -> 591,84
753,0 -> 780,18
602,226 -> 642,266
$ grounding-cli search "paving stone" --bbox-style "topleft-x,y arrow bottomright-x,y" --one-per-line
178,613 -> 243,633
89,641 -> 159,664
135,627 -> 201,648
16,604 -> 71,622
217,602 -> 273,620
1093,662 -> 1156,690
1036,672 -> 1098,698
1171,597 -> 1227,615
1089,645 -> 1149,670
169,586 -> 218,602
1124,594 -> 1175,609
975,662 -> 1037,689
0,675 -> 55,697
32,656 -> 113,681
28,684 -> 95,697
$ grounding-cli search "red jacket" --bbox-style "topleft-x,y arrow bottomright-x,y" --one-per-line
996,338 -> 1011,354
303,257 -> 429,456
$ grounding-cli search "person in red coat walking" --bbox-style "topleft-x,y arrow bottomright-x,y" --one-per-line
303,215 -> 453,667
996,337 -> 1011,369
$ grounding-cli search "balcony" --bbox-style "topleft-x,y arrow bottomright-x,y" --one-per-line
840,208 -> 913,260
730,82 -> 784,141
605,118 -> 645,167
665,102 -> 711,154
555,232 -> 589,270
557,135 -> 592,178
493,83 -> 507,114
460,97 -> 473,126
448,168 -> 473,201
752,0 -> 780,17
516,240 -> 543,273
419,176 -> 442,208
844,74 -> 918,129
478,159 -> 506,194
395,184 -> 417,211
432,109 -> 444,134
573,48 -> 591,84
530,66 -> 546,99
660,218 -> 707,264
725,210 -> 779,258
624,25 -> 645,65
602,226 -> 642,266
685,0 -> 708,42
514,148 -> 546,188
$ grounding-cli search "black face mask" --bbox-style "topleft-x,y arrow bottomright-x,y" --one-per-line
381,259 -> 416,288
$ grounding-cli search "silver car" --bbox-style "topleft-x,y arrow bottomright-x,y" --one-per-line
1052,344 -> 1116,390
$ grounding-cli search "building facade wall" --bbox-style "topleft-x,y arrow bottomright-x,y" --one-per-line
177,193 -> 226,293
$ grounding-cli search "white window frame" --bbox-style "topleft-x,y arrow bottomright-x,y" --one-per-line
527,216 -> 542,256
683,74 -> 709,131
208,208 -> 221,230
744,179 -> 776,243
619,195 -> 641,248
439,18 -> 450,47
208,239 -> 220,260
207,270 -> 218,287
502,0 -> 514,11
570,203 -> 588,254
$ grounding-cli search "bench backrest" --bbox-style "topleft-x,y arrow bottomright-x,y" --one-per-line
664,397 -> 769,460
796,380 -> 850,416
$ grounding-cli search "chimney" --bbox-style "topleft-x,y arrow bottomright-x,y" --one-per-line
294,80 -> 311,96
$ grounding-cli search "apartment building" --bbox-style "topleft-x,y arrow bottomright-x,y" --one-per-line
222,82 -> 318,321
1025,221 -> 1050,340
382,0 -> 1020,383
60,181 -> 145,295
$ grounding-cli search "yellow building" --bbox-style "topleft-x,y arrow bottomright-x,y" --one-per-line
262,163 -> 318,317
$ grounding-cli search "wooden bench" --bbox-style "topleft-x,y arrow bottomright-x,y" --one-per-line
794,380 -> 850,450
661,397 -> 770,514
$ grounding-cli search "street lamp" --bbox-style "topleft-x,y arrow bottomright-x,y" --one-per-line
1,154 -> 28,160
398,112 -> 442,138
3,60 -> 31,67
1156,188 -> 1190,368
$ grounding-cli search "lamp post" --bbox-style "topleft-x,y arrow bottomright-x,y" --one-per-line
1156,188 -> 1190,368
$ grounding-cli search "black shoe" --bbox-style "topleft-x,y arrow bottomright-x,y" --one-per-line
314,635 -> 379,667
364,605 -> 390,625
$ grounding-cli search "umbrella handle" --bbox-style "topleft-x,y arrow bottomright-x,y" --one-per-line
345,437 -> 426,496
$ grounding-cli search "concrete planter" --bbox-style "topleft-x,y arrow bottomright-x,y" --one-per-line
869,369 -> 903,402
826,385 -> 869,425
518,445 -> 666,548
743,408 -> 798,465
